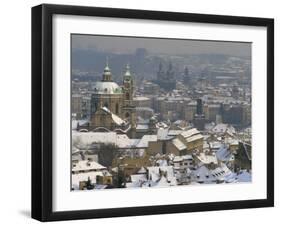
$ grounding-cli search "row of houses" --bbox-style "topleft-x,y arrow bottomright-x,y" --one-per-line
71,123 -> 250,190
72,127 -> 204,158
72,148 -> 250,190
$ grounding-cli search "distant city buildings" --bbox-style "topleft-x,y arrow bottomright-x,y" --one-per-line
155,62 -> 176,91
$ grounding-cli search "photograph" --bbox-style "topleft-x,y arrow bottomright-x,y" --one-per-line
71,34 -> 252,191
31,3 -> 274,221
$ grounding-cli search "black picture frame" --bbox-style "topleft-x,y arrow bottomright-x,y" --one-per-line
32,3 -> 274,222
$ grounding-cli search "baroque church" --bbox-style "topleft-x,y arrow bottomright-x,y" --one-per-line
80,60 -> 136,137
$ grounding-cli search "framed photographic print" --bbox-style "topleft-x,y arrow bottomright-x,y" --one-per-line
31,4 -> 274,221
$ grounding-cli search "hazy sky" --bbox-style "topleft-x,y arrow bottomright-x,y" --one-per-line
72,34 -> 251,57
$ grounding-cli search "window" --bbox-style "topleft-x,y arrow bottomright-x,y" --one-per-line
104,102 -> 108,108
125,112 -> 130,118
115,103 -> 119,114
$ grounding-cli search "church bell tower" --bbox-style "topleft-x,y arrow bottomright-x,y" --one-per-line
122,64 -> 136,137
123,64 -> 133,106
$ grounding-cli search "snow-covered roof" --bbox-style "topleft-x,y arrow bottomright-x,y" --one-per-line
72,93 -> 82,98
211,123 -> 236,134
72,160 -> 106,172
216,146 -> 234,162
172,138 -> 187,151
192,163 -> 232,183
182,154 -> 193,160
156,122 -> 168,128
203,142 -> 210,150
187,101 -> 197,106
192,165 -> 216,183
111,113 -> 126,126
185,133 -> 204,143
101,106 -> 126,126
173,154 -> 193,162
72,152 -> 99,162
168,130 -> 184,136
173,120 -> 185,125
92,81 -> 122,94
211,163 -> 232,179
205,122 -> 216,131
94,184 -> 108,189
137,167 -> 147,174
147,166 -> 176,185
72,119 -> 89,130
157,128 -> 170,140
72,131 -> 117,148
137,116 -> 149,124
136,135 -> 157,148
136,107 -> 154,112
224,137 -> 239,146
125,182 -> 140,188
133,96 -> 150,101
117,137 -> 140,149
173,156 -> 183,162
101,106 -> 110,114
115,134 -> 132,148
195,152 -> 218,165
131,174 -> 147,183
72,171 -> 104,189
72,131 -> 140,149
156,159 -> 168,166
136,124 -> 149,130
209,141 -> 222,150
180,128 -> 200,138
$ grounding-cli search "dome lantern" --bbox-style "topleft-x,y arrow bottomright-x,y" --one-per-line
102,57 -> 112,82
124,63 -> 131,78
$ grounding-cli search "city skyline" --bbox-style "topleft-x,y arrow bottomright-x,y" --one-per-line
72,34 -> 251,57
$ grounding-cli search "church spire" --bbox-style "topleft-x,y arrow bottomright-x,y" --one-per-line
166,61 -> 174,79
106,56 -> 109,66
102,57 -> 112,82
124,63 -> 131,77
